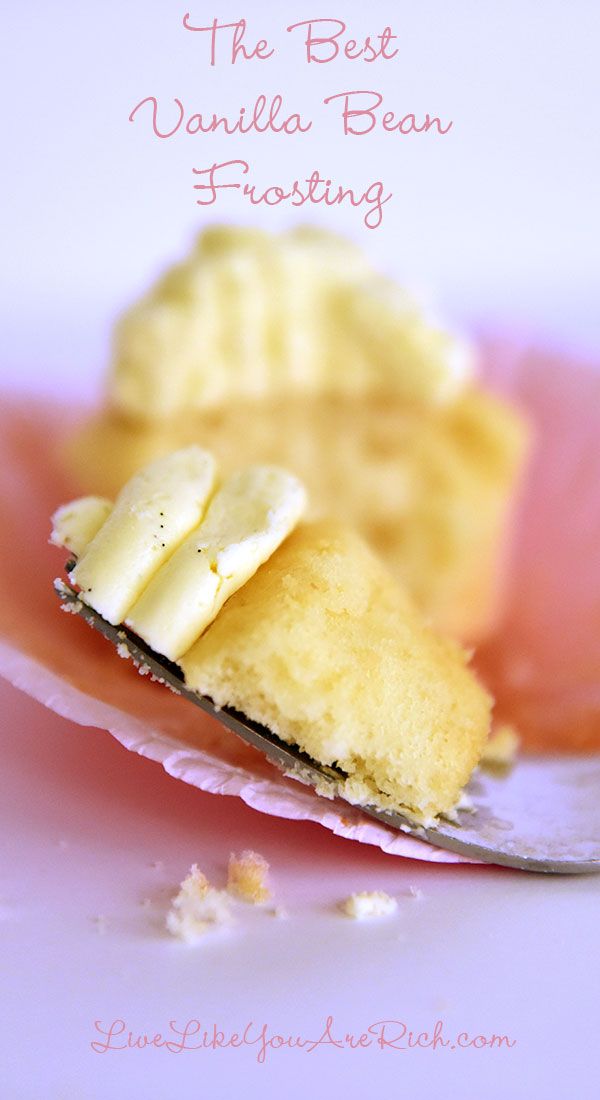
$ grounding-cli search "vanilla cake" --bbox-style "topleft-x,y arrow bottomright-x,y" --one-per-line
51,454 -> 492,820
67,226 -> 529,642
180,521 -> 492,819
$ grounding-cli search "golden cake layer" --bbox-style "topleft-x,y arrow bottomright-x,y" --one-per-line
181,520 -> 492,819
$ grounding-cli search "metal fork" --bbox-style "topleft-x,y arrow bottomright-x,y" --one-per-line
55,580 -> 600,874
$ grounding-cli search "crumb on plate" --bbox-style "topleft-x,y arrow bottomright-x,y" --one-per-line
166,864 -> 232,942
340,890 -> 398,920
227,850 -> 271,903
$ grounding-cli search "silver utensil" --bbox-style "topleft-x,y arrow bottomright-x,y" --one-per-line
55,579 -> 600,875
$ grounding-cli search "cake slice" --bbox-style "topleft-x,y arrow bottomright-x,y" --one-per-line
51,451 -> 492,821
180,520 -> 492,820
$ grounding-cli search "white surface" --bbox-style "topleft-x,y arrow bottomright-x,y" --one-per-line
1,0 -> 599,403
2,680 -> 599,1100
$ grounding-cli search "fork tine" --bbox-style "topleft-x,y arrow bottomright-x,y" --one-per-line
54,579 -> 600,874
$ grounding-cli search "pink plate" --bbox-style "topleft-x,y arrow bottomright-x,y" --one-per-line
1,341 -> 598,863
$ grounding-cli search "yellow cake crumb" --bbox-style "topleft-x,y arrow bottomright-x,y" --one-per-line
166,864 -> 232,942
340,891 -> 398,919
227,850 -> 271,904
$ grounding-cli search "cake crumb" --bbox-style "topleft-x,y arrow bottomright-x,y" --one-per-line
408,886 -> 424,900
227,850 -> 271,904
59,598 -> 83,615
482,723 -> 520,767
340,891 -> 398,920
166,864 -> 232,943
92,914 -> 108,935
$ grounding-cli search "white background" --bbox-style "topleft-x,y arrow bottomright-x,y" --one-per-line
2,0 -> 599,402
1,4 -> 599,1098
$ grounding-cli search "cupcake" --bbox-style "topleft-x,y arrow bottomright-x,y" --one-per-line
67,225 -> 529,642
